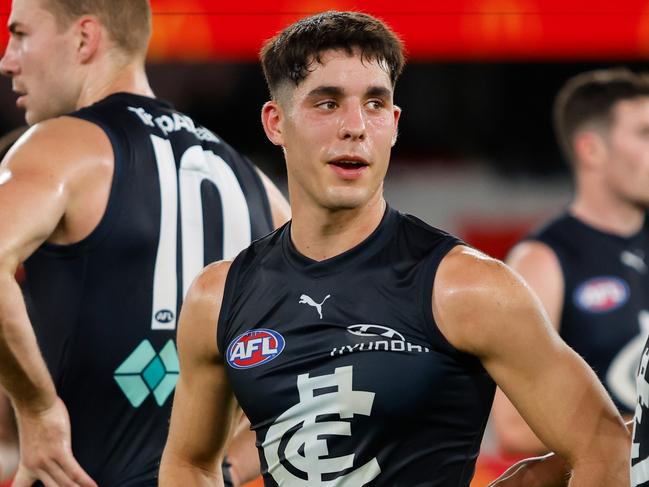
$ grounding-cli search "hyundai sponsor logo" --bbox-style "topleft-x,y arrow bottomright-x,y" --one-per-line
330,324 -> 430,356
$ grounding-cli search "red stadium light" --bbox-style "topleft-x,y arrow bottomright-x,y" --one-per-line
1,0 -> 649,60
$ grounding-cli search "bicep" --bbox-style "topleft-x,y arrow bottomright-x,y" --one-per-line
0,122 -> 99,268
165,356 -> 238,469
0,149 -> 68,267
434,249 -> 623,462
163,262 -> 239,471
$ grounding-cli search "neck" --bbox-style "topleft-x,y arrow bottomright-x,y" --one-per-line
571,175 -> 645,237
290,195 -> 387,261
75,57 -> 154,110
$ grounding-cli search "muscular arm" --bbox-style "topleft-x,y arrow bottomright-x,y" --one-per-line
492,241 -> 564,454
434,246 -> 629,486
160,261 -> 240,486
0,119 -> 110,487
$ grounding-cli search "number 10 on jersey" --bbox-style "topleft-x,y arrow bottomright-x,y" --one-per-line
149,135 -> 252,330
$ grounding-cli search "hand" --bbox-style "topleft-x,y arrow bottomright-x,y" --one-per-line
488,453 -> 569,487
13,397 -> 97,487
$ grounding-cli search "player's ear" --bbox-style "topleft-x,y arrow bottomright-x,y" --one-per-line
573,129 -> 606,171
261,100 -> 285,147
76,15 -> 102,64
391,105 -> 402,147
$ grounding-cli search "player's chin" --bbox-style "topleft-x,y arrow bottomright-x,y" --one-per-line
321,186 -> 374,210
25,108 -> 50,126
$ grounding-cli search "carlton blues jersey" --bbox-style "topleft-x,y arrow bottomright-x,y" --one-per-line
530,212 -> 649,415
218,207 -> 496,487
23,93 -> 273,486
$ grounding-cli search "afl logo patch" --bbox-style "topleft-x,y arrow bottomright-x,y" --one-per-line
155,309 -> 175,324
574,277 -> 630,313
226,329 -> 285,370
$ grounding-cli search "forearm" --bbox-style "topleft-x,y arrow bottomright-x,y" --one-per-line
493,389 -> 549,454
159,453 -> 223,487
0,272 -> 56,412
569,452 -> 629,487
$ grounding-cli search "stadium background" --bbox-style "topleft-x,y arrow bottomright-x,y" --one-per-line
1,0 -> 648,485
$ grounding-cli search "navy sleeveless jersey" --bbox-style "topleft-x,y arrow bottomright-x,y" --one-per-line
530,212 -> 649,415
22,93 -> 273,486
218,207 -> 496,487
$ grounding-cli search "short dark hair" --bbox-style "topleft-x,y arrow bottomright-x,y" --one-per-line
260,11 -> 405,99
554,68 -> 649,162
41,0 -> 152,57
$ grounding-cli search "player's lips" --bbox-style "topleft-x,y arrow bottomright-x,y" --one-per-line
328,155 -> 369,179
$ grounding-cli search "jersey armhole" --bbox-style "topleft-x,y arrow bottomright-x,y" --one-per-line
216,256 -> 244,355
37,113 -> 126,256
419,238 -> 467,356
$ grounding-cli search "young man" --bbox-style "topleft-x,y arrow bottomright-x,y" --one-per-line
0,0 -> 289,486
159,11 -> 630,486
492,69 -> 649,455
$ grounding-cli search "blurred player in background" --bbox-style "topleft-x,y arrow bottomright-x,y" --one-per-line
492,69 -> 649,463
0,0 -> 288,485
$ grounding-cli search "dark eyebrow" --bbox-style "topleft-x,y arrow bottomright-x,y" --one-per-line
305,85 -> 392,100
366,86 -> 392,99
305,86 -> 345,100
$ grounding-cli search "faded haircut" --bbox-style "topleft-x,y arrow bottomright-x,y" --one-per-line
555,68 -> 649,164
260,11 -> 405,100
41,0 -> 152,57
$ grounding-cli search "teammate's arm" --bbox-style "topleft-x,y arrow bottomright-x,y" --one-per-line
492,241 -> 564,454
159,261 -> 240,486
0,120 -> 106,487
434,246 -> 630,487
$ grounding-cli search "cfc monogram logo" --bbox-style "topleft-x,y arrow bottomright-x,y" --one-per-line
262,366 -> 380,486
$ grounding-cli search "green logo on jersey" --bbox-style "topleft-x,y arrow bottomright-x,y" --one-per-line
113,339 -> 179,408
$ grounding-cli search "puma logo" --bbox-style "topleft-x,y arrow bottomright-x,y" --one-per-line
299,294 -> 331,320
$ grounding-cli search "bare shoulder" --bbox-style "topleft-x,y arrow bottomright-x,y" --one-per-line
185,261 -> 234,305
507,240 -> 561,277
433,245 -> 547,356
177,261 -> 234,361
435,245 -> 520,298
2,116 -> 111,173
